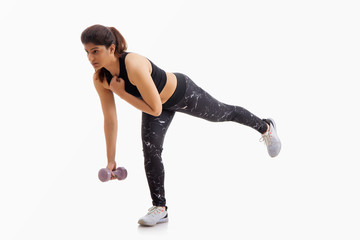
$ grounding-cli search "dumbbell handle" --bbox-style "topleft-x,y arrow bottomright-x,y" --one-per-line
98,167 -> 127,182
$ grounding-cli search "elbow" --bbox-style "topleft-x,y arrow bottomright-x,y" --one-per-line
152,106 -> 162,117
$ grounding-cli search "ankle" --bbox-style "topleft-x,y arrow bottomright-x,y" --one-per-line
262,124 -> 270,135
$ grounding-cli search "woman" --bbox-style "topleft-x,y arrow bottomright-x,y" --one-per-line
81,24 -> 281,226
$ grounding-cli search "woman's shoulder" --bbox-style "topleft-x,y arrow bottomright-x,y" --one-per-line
123,52 -> 151,69
123,52 -> 146,61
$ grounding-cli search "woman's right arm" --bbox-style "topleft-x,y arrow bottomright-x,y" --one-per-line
93,75 -> 118,169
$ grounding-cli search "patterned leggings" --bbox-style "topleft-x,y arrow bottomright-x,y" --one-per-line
141,73 -> 268,207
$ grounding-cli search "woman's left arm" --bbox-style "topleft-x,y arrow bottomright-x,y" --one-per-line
110,54 -> 163,116
120,89 -> 162,116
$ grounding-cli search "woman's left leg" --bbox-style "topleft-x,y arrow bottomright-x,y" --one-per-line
141,109 -> 176,207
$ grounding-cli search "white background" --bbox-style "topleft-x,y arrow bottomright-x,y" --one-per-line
1,0 -> 359,239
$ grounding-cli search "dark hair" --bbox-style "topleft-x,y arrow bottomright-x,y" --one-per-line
81,24 -> 127,82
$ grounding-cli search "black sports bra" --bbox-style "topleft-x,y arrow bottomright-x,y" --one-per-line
104,52 -> 167,98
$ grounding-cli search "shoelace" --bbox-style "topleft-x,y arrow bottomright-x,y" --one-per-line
147,206 -> 163,216
260,131 -> 273,146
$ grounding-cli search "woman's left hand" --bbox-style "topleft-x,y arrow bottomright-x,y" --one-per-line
110,76 -> 126,98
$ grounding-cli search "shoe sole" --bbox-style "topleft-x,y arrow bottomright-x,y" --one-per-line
138,217 -> 168,226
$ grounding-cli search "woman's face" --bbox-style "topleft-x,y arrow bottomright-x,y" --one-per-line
84,43 -> 114,70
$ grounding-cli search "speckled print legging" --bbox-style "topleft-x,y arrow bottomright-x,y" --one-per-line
141,73 -> 268,207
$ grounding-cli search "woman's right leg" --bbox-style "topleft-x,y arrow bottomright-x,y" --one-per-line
167,73 -> 281,157
168,74 -> 269,134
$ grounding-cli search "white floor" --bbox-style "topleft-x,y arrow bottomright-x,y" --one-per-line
2,120 -> 359,239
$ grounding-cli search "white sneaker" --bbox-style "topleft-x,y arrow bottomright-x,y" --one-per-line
138,206 -> 168,226
260,118 -> 281,157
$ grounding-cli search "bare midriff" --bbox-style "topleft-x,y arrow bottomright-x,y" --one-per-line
160,72 -> 177,104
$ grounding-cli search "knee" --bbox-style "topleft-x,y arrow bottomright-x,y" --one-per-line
143,143 -> 164,174
142,141 -> 163,160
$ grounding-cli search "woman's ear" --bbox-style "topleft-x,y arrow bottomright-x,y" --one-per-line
109,43 -> 116,54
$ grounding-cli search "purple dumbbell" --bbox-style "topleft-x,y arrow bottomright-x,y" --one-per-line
98,167 -> 128,182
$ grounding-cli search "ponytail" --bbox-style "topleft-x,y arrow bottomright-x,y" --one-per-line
108,27 -> 127,57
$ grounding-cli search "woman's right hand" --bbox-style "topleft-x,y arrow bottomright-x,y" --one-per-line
107,161 -> 117,180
